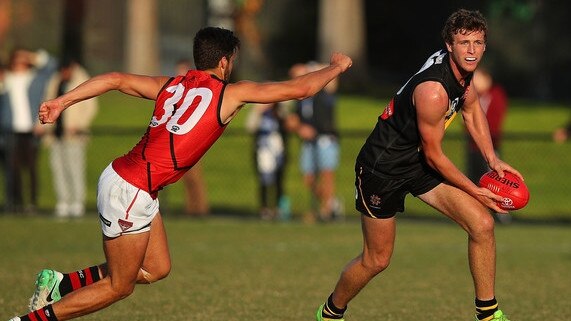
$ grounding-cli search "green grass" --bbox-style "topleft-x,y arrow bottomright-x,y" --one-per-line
1,215 -> 570,321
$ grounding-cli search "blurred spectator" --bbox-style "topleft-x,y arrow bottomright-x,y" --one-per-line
0,62 -> 7,211
467,67 -> 510,223
39,58 -> 98,218
0,48 -> 57,214
246,102 -> 290,220
175,59 -> 210,217
287,62 -> 342,223
552,119 -> 570,143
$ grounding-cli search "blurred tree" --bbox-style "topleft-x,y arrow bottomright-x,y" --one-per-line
246,0 -> 317,81
0,0 -> 11,56
234,0 -> 268,80
0,0 -> 60,58
61,0 -> 85,63
1,0 -> 568,100
125,0 -> 159,75
318,0 -> 367,91
486,0 -> 570,100
206,0 -> 235,30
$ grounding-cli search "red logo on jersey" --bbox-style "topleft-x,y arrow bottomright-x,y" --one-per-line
380,99 -> 395,120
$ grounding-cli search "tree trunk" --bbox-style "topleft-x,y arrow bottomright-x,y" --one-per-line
62,0 -> 85,63
125,0 -> 159,75
318,0 -> 367,91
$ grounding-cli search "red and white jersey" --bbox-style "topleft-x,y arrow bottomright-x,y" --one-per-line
112,70 -> 228,197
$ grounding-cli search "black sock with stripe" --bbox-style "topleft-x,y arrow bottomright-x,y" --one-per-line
19,304 -> 58,321
475,297 -> 499,320
59,266 -> 101,295
321,294 -> 347,319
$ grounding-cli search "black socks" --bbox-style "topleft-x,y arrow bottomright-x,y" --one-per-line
20,305 -> 58,321
321,294 -> 347,320
475,297 -> 499,320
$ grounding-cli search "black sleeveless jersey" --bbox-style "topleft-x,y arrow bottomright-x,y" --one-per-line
356,50 -> 472,178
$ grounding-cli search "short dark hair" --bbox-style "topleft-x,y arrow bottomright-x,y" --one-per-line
441,9 -> 487,45
193,27 -> 240,70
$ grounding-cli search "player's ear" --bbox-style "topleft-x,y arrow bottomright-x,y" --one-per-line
445,42 -> 453,52
219,56 -> 228,70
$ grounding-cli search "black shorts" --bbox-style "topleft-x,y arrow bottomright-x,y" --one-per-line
354,163 -> 444,219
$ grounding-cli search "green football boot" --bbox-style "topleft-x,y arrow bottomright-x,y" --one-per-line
316,304 -> 345,321
474,310 -> 511,321
28,269 -> 64,311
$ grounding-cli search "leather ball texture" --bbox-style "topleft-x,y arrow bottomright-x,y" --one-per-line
479,170 -> 530,211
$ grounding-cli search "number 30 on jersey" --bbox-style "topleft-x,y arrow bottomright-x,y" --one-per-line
150,84 -> 213,135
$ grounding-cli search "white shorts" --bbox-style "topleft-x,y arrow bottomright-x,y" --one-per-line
97,163 -> 160,238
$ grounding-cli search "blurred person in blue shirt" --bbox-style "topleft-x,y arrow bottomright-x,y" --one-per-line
0,49 -> 57,214
287,62 -> 342,223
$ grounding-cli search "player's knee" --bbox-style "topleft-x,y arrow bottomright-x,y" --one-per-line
141,264 -> 171,283
116,287 -> 135,300
108,282 -> 136,301
361,253 -> 391,275
154,264 -> 171,281
469,213 -> 495,239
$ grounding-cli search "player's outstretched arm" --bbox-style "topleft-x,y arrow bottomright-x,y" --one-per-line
220,52 -> 352,123
39,72 -> 170,124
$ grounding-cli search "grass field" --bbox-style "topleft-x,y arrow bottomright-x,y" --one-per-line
1,215 -> 570,321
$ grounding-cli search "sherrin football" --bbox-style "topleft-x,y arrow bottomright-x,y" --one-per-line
479,170 -> 530,211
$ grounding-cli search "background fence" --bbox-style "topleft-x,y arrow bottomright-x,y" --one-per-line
1,125 -> 569,222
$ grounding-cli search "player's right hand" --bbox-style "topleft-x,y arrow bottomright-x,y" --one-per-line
38,99 -> 65,124
330,52 -> 352,73
476,186 -> 509,214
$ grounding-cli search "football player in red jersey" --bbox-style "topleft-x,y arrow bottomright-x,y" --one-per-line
9,27 -> 351,321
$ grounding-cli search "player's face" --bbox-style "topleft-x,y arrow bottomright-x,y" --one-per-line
446,30 -> 486,75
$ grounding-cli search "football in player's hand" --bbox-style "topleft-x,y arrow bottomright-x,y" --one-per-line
479,170 -> 530,211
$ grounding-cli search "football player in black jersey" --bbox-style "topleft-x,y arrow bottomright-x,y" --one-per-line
316,9 -> 522,321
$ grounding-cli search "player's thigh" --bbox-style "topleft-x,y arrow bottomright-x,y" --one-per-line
142,213 -> 171,277
360,215 -> 396,266
103,232 -> 151,290
97,164 -> 159,238
418,182 -> 491,231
